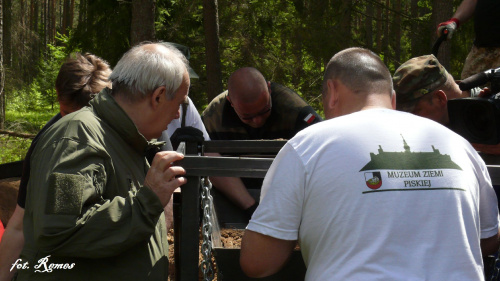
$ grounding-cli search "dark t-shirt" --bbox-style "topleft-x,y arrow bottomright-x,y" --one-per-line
17,113 -> 62,208
474,0 -> 500,47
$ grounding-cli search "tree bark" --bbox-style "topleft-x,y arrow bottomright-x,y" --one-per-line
62,0 -> 69,35
376,1 -> 382,53
3,0 -> 11,68
365,1 -> 373,50
340,0 -> 352,50
432,0 -> 452,69
203,0 -> 223,102
0,0 -> 4,129
130,0 -> 156,46
50,0 -> 56,44
393,0 -> 402,66
383,0 -> 390,64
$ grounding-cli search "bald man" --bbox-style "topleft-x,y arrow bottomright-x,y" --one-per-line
201,67 -> 322,216
203,67 -> 321,140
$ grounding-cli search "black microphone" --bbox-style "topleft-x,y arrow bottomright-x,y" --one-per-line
459,67 -> 500,91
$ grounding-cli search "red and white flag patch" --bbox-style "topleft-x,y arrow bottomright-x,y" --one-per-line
304,113 -> 316,124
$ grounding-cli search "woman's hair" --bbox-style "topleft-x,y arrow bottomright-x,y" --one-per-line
55,53 -> 112,108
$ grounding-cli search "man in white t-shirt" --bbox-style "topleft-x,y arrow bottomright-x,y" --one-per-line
240,47 -> 500,280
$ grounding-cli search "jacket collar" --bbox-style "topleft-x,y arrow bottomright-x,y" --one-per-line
90,88 -> 162,155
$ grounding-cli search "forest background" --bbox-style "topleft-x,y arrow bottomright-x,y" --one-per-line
0,0 -> 476,164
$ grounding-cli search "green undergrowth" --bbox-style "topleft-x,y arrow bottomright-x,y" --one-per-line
0,109 -> 59,164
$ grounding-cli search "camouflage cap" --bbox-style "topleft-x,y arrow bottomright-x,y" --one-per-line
393,55 -> 448,103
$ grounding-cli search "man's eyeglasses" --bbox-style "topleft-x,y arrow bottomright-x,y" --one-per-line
232,96 -> 272,121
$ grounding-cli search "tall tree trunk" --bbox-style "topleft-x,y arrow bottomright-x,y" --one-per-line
383,0 -> 390,64
203,0 -> 223,102
131,0 -> 156,46
393,0 -> 401,66
410,0 -> 419,56
50,0 -> 56,44
62,0 -> 69,35
0,0 -> 4,129
432,0 -> 452,70
3,0 -> 11,68
69,0 -> 74,29
62,0 -> 73,34
365,1 -> 373,50
78,0 -> 86,31
376,1 -> 382,53
42,0 -> 47,52
340,0 -> 352,50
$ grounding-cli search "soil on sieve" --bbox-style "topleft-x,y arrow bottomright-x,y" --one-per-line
167,228 -> 246,281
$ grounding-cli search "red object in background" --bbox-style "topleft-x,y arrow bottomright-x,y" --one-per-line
0,220 -> 4,243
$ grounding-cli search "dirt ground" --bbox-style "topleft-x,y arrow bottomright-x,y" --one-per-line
0,178 -> 20,226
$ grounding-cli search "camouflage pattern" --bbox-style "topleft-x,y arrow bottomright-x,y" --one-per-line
201,82 -> 322,141
461,45 -> 500,79
393,55 -> 448,105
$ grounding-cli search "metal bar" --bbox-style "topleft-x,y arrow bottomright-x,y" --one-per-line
177,142 -> 201,281
488,166 -> 500,186
202,140 -> 287,154
0,160 -> 23,179
177,156 -> 274,178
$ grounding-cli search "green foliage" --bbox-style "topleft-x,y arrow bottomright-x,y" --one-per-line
0,109 -> 59,164
1,0 -> 482,165
0,135 -> 32,164
68,0 -> 131,66
8,40 -> 70,111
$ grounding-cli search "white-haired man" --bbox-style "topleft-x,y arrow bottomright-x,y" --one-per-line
16,43 -> 188,280
241,47 -> 499,280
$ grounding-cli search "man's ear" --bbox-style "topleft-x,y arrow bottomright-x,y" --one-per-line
326,79 -> 338,110
391,90 -> 397,110
151,86 -> 166,110
226,95 -> 234,107
434,90 -> 448,108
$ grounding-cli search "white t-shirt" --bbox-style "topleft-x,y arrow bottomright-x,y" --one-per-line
159,96 -> 210,142
247,108 -> 499,281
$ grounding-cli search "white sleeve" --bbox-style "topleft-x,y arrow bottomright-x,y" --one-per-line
183,97 -> 211,140
246,143 -> 305,241
478,160 -> 500,239
162,97 -> 211,141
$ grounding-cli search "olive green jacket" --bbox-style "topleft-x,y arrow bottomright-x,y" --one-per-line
17,89 -> 168,280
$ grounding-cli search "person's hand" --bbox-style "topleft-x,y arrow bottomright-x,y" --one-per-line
437,18 -> 459,39
478,87 -> 492,98
472,143 -> 500,156
144,151 -> 187,206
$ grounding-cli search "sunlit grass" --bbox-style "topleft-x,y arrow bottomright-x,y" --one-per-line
1,108 -> 59,164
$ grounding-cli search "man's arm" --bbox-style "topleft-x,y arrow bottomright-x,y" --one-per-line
471,143 -> 500,155
452,0 -> 477,24
0,205 -> 25,281
204,152 -> 257,211
209,175 -> 256,210
481,232 -> 500,257
240,230 -> 296,278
